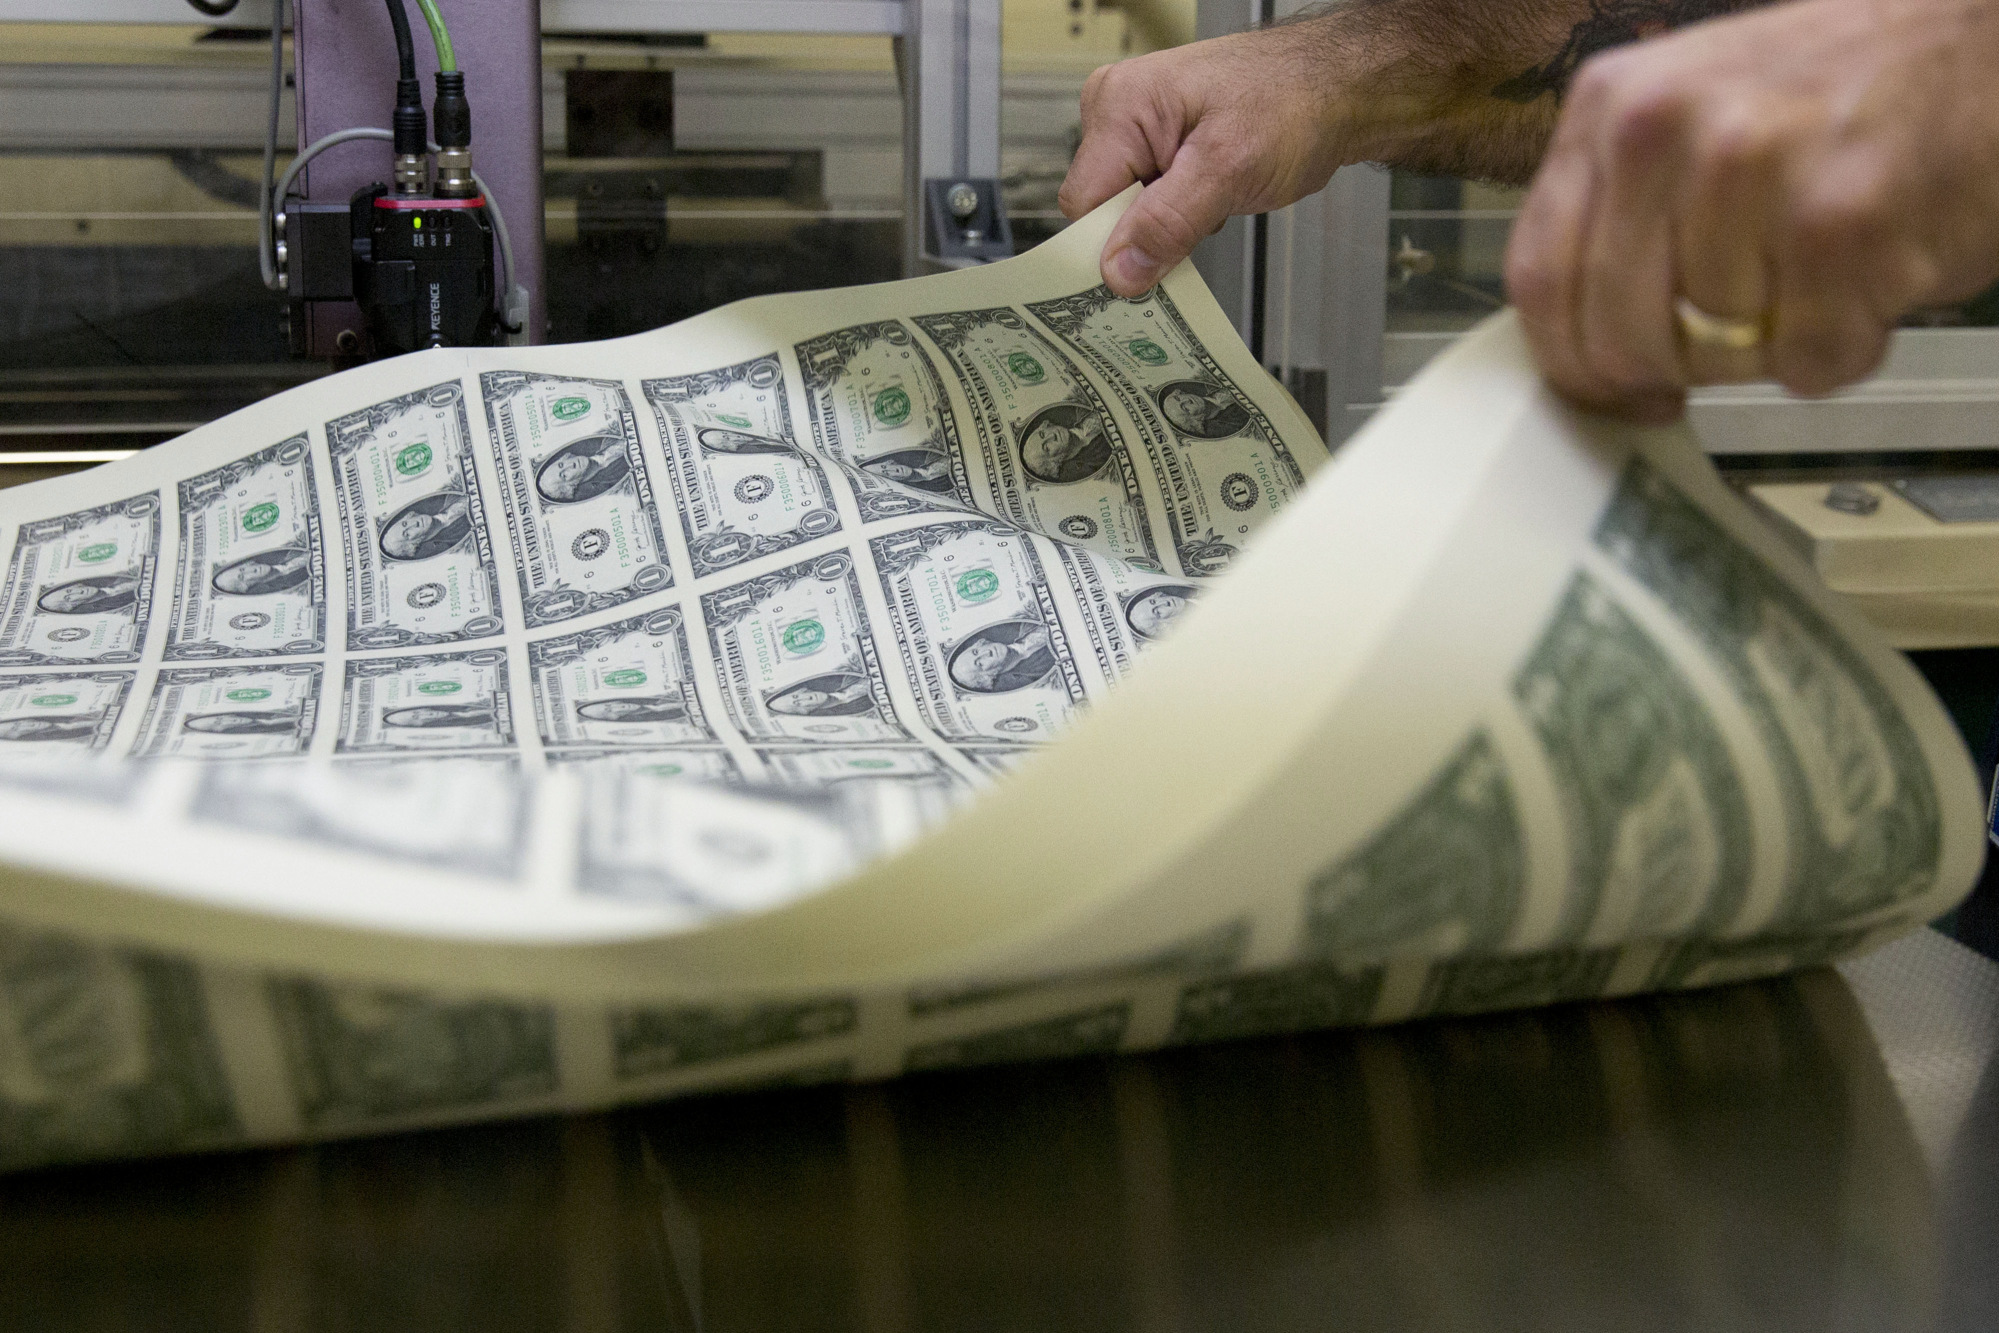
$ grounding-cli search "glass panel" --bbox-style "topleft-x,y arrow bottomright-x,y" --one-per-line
1386,173 -> 1517,336
0,148 -> 320,468
0,151 -> 282,369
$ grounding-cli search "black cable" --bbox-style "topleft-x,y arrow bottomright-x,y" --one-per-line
382,0 -> 428,164
185,0 -> 242,15
382,0 -> 417,83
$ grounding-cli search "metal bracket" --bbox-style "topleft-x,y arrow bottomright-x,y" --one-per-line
922,177 -> 1012,267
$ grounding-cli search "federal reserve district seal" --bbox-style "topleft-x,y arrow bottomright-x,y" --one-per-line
1220,473 -> 1260,512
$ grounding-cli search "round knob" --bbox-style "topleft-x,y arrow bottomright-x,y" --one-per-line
947,182 -> 980,222
1823,482 -> 1881,516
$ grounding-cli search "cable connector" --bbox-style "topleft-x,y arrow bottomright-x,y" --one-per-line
392,75 -> 429,195
432,70 -> 475,198
435,147 -> 475,199
393,150 -> 430,195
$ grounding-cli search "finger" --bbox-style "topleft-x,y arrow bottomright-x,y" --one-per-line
1506,109 -> 1603,413
1767,175 -> 1897,396
1097,131 -> 1248,296
1574,78 -> 1691,420
1058,64 -> 1177,223
1059,121 -> 1162,223
1674,109 -> 1777,385
1767,260 -> 1892,398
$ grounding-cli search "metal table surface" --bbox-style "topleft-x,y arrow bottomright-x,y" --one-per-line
2,927 -> 1993,1333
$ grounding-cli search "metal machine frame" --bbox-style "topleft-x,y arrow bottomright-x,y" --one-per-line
0,0 -> 1006,290
547,0 -> 1009,277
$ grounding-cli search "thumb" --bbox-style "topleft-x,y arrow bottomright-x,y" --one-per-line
1099,136 -> 1246,297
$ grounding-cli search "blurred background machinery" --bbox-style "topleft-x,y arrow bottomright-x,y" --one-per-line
0,0 -> 1194,474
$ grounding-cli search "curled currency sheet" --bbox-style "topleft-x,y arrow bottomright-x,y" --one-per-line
0,189 -> 1982,1171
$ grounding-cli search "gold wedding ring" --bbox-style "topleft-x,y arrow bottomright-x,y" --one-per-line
1675,296 -> 1764,352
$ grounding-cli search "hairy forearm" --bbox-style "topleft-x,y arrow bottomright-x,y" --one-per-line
1294,0 -> 1775,182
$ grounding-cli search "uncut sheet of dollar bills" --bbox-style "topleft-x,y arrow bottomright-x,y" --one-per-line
0,189 -> 1983,1171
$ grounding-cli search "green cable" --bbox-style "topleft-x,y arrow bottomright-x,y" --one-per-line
413,0 -> 456,72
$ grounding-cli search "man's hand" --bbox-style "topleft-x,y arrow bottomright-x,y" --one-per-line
1507,0 -> 1999,420
1058,27 -> 1357,297
1059,1 -> 1581,298
1065,0 -> 1999,418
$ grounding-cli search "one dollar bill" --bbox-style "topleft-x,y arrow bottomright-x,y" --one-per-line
133,664 -> 322,759
167,435 -> 327,660
337,649 -> 514,753
0,493 -> 161,666
911,306 -> 1165,570
482,371 -> 673,625
528,606 -> 719,749
702,552 -> 909,744
329,383 -> 504,649
1028,286 -> 1309,575
194,757 -> 527,877
1051,543 -> 1199,684
646,353 -> 844,576
0,671 -> 134,752
871,520 -> 1088,743
576,767 -> 863,917
797,320 -> 978,510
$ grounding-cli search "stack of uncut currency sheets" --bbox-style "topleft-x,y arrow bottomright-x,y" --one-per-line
0,189 -> 1982,1173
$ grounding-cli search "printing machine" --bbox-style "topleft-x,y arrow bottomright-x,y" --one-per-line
0,0 -> 1079,486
